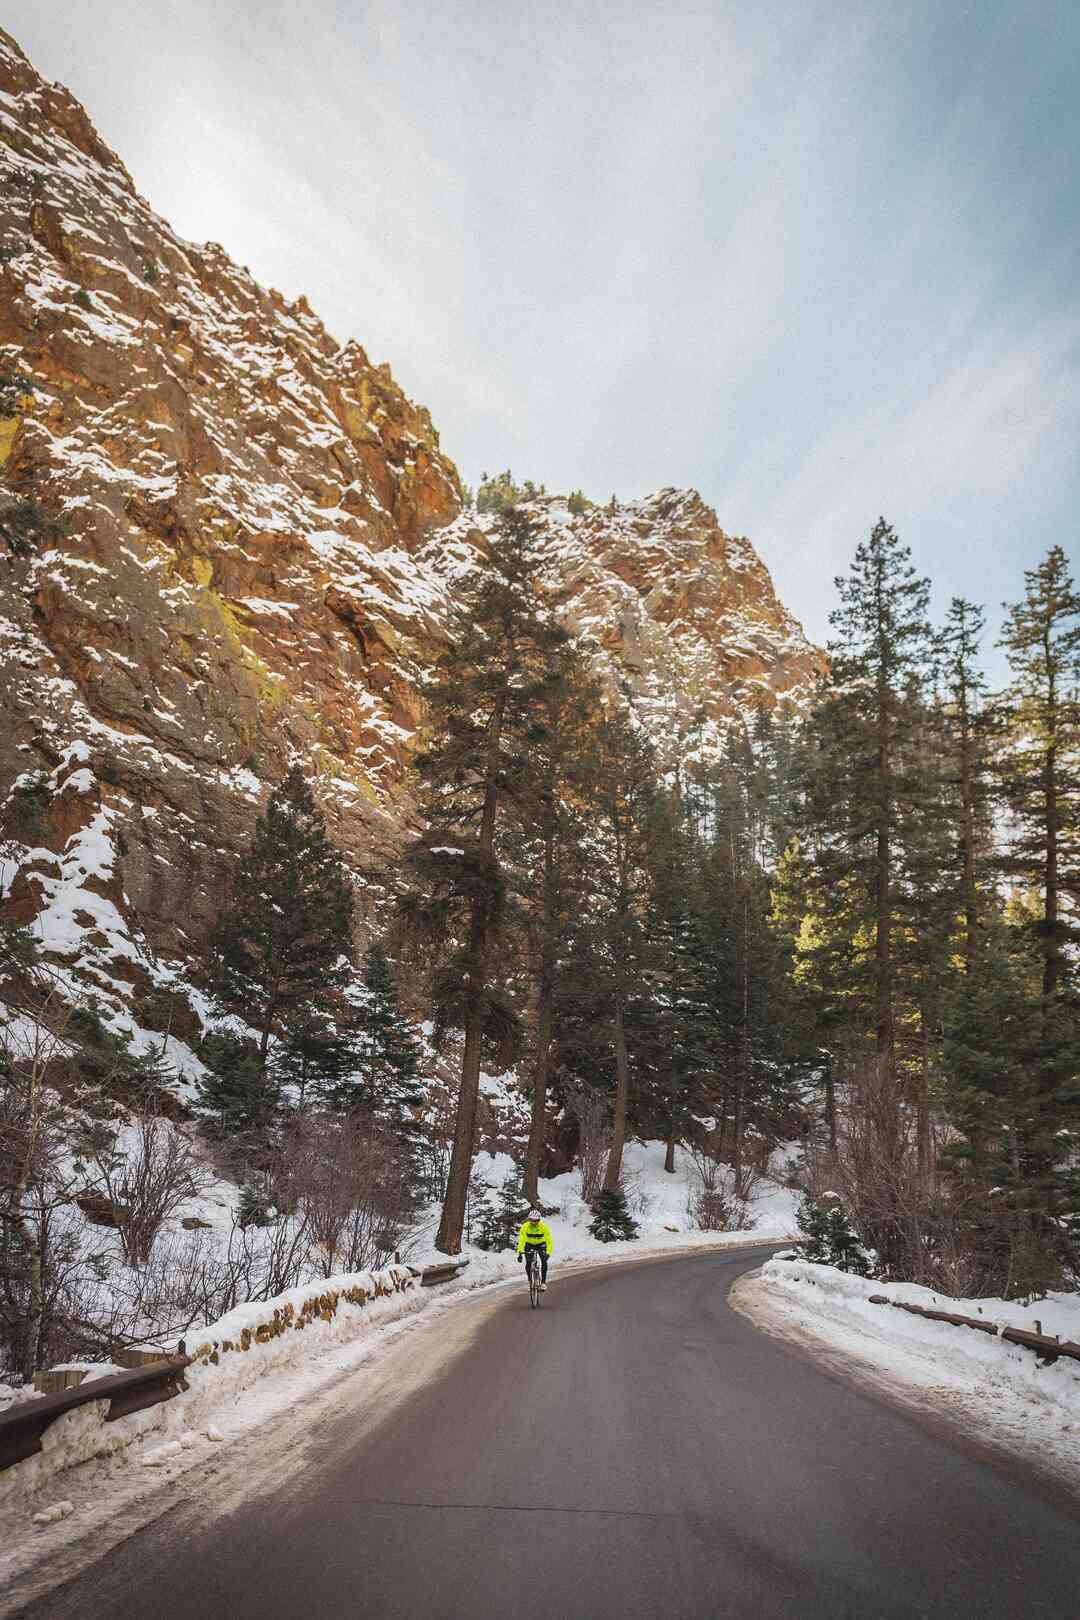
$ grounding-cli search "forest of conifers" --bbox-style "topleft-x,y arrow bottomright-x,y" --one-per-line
2,505 -> 1077,1383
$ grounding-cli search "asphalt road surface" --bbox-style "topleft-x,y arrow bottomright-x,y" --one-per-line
18,1248 -> 1080,1619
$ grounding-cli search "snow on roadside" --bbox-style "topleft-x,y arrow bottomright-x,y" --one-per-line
741,1257 -> 1080,1484
0,1265 -> 419,1508
408,1138 -> 799,1274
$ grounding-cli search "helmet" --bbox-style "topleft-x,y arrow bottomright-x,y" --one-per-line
528,1207 -> 541,1222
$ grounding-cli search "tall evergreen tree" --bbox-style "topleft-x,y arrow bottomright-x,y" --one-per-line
989,546 -> 1080,1281
197,1030 -> 279,1132
398,506 -> 568,1253
577,711 -> 658,1192
941,912 -> 1065,1296
806,517 -> 933,1068
997,545 -> 1080,1010
328,944 -> 425,1139
274,1004 -> 353,1112
938,598 -> 996,969
635,792 -> 716,1173
692,742 -> 803,1169
209,765 -> 353,1073
793,520 -> 935,1272
517,648 -> 599,1205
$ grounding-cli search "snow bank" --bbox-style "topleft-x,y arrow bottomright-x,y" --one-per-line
751,1258 -> 1080,1472
0,1264 -> 419,1506
409,1138 -> 799,1275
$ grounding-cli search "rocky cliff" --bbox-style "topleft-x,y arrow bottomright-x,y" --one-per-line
0,27 -> 821,1018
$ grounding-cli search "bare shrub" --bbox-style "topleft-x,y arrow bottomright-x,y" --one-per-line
625,1174 -> 655,1223
797,1054 -> 1000,1292
0,957 -> 120,1379
90,1102 -> 208,1265
685,1147 -> 757,1232
283,1111 -> 414,1277
566,1084 -> 610,1204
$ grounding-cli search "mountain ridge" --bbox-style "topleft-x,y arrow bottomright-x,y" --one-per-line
0,28 -> 822,1016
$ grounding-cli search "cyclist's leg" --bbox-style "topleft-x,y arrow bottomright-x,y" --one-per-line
539,1252 -> 548,1284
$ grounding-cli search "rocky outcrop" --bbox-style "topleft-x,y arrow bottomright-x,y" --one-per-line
0,27 -> 821,1016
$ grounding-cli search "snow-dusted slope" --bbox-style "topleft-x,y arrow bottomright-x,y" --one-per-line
0,25 -> 820,1006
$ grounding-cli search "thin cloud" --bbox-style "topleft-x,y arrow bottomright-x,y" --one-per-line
5,0 -> 1078,677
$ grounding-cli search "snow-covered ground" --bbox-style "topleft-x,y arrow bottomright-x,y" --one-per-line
410,1137 -> 799,1275
738,1256 -> 1080,1491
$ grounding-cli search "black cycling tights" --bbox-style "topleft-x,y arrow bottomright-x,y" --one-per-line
524,1246 -> 548,1283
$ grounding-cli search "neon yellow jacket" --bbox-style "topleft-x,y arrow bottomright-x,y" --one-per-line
516,1218 -> 553,1255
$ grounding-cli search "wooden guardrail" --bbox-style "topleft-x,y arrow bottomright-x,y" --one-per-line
867,1295 -> 1080,1367
0,1355 -> 192,1472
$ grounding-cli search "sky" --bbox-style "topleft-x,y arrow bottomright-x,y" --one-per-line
8,1 -> 1080,680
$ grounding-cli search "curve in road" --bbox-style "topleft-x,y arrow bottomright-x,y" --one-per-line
15,1247 -> 1080,1619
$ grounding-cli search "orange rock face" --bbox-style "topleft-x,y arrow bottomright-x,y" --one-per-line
0,27 -> 821,998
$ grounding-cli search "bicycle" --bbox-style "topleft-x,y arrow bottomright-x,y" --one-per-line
524,1246 -> 544,1309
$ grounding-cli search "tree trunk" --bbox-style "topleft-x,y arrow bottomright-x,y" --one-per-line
875,778 -> 893,1057
435,690 -> 506,1254
664,1134 -> 676,1174
523,996 -> 554,1206
524,808 -> 557,1206
916,1037 -> 931,1182
12,1182 -> 46,1382
733,888 -> 750,1180
823,1056 -> 838,1153
603,991 -> 630,1192
23,1236 -> 44,1383
957,670 -> 978,971
435,999 -> 484,1254
1042,727 -> 1059,1006
731,1051 -> 744,1183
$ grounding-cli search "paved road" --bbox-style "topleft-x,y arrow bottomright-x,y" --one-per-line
19,1249 -> 1080,1619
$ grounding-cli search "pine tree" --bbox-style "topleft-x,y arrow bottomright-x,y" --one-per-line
997,545 -> 1080,1012
398,506 -> 568,1253
209,766 -> 353,1074
274,1004 -> 353,1110
991,546 -> 1080,1283
793,520 -> 936,1275
197,1030 -> 278,1133
899,598 -> 996,1176
474,1164 -> 527,1251
684,741 -> 805,1170
806,517 -> 933,1067
797,1193 -> 869,1274
940,913 -> 1069,1295
575,711 -> 658,1193
589,1187 -> 640,1243
938,598 -> 997,970
330,944 -> 425,1139
796,1193 -> 831,1262
517,648 -> 600,1204
638,789 -> 719,1171
237,1182 -> 274,1228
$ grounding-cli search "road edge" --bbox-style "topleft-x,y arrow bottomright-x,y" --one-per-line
730,1265 -> 1080,1517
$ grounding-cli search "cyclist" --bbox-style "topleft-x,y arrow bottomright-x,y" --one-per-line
516,1207 -> 553,1290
